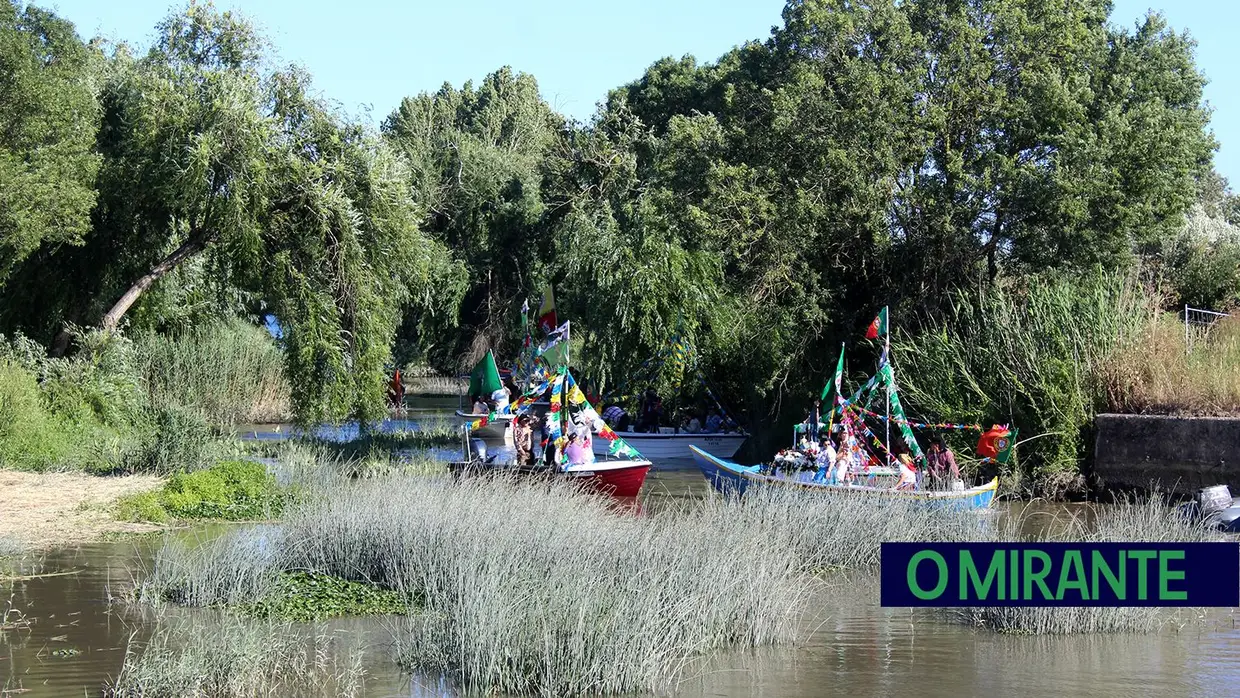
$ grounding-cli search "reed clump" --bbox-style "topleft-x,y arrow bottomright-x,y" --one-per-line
133,319 -> 290,426
139,475 -> 808,696
942,496 -> 1221,635
108,613 -> 366,698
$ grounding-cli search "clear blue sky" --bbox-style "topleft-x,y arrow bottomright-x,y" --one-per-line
44,0 -> 1240,186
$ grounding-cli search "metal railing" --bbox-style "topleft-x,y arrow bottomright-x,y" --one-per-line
1185,305 -> 1233,354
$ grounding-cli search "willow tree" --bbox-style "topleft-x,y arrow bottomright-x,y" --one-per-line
382,67 -> 562,371
0,0 -> 100,286
18,2 -> 459,423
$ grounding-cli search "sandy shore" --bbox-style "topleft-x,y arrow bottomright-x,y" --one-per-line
0,470 -> 164,548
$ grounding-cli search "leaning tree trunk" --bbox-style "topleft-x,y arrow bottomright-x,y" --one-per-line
50,229 -> 211,356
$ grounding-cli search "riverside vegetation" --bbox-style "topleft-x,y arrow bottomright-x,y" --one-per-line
119,462 -> 1219,697
1,0 -> 1239,494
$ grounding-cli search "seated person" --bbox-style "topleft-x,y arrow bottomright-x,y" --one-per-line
602,404 -> 630,431
682,412 -> 702,433
703,408 -> 724,434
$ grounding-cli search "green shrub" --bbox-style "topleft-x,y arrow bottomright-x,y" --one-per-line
121,405 -> 220,476
116,490 -> 170,524
118,460 -> 288,522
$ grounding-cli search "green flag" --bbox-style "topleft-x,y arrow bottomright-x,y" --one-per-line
468,349 -> 502,398
822,344 -> 845,402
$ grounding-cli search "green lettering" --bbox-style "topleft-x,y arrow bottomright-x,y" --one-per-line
908,551 -> 949,600
1023,550 -> 1054,600
1159,550 -> 1187,601
1129,550 -> 1157,600
1092,550 -> 1125,600
1010,546 -> 1019,600
1056,550 -> 1089,601
960,550 -> 1005,600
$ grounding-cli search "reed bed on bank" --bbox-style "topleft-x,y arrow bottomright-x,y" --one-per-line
139,475 -> 809,696
1104,314 -> 1240,416
133,319 -> 290,427
108,612 -> 366,698
941,497 -> 1222,635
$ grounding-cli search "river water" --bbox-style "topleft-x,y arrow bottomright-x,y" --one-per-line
5,404 -> 1240,697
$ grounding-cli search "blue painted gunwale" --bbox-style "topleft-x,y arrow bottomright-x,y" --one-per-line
690,445 -> 998,510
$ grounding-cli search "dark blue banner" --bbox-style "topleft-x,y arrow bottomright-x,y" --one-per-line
880,542 -> 1239,607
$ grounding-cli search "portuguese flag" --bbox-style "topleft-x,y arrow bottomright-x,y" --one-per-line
537,285 -> 558,334
468,349 -> 503,399
865,306 -> 888,340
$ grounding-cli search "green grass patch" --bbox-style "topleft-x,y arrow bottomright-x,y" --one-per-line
117,460 -> 289,522
241,571 -> 412,622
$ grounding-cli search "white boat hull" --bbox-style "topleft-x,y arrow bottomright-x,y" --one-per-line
592,432 -> 747,460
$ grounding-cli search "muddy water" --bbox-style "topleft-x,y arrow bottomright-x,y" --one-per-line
7,529 -> 1240,697
8,404 -> 1240,696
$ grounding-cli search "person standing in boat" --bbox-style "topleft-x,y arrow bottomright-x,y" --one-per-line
803,398 -> 823,441
513,415 -> 534,465
815,435 -> 836,483
637,390 -> 663,433
893,442 -> 918,491
925,436 -> 961,489
564,432 -> 591,467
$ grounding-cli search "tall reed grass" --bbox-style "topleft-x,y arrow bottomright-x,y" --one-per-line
108,612 -> 366,698
941,496 -> 1221,634
895,272 -> 1157,495
139,475 -> 810,696
133,319 -> 290,426
1104,314 -> 1240,416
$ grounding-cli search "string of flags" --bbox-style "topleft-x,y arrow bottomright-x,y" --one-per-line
847,403 -> 983,431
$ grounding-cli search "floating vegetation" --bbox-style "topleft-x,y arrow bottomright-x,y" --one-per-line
241,572 -> 412,622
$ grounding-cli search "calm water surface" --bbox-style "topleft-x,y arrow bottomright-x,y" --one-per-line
6,402 -> 1239,696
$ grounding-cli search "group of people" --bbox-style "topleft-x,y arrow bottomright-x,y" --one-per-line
874,435 -> 963,491
792,398 -> 964,491
509,412 -> 596,469
600,390 -> 740,435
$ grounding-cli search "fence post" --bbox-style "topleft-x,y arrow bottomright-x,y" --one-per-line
1185,304 -> 1190,356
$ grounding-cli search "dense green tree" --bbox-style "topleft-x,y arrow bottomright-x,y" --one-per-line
383,67 -> 562,371
0,0 -> 100,286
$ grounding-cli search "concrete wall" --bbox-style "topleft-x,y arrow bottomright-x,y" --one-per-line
1093,413 -> 1240,493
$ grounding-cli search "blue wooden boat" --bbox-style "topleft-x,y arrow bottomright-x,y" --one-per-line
690,446 -> 999,511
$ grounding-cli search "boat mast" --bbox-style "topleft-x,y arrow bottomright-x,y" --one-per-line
885,308 -> 891,469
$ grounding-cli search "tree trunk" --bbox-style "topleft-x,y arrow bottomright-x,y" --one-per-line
99,230 -> 210,332
53,231 -> 209,356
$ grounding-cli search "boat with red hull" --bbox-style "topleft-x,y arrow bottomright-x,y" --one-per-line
448,457 -> 652,498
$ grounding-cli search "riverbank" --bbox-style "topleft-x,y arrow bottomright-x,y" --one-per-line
0,470 -> 163,547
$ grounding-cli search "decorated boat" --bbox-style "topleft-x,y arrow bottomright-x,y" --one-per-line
690,445 -> 999,510
591,430 -> 747,461
455,348 -> 515,444
691,306 -> 1014,508
451,367 -> 653,497
450,291 -> 654,497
